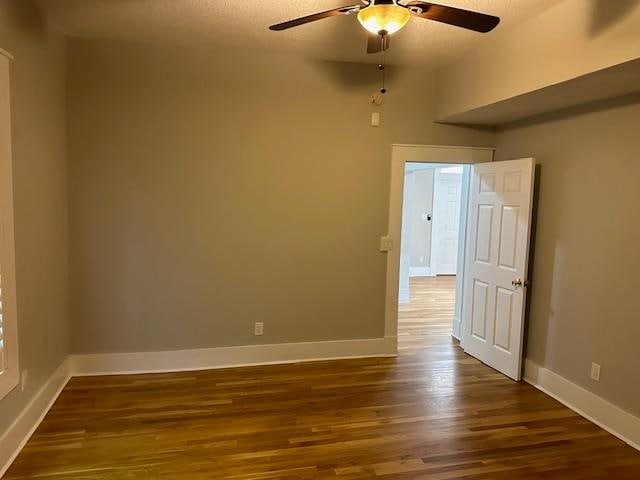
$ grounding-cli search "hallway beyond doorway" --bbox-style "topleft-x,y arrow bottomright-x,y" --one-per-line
398,276 -> 456,351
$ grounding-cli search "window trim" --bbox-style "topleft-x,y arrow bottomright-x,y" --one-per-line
0,51 -> 19,401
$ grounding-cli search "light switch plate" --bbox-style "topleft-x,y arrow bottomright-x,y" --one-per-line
371,112 -> 380,127
379,236 -> 393,252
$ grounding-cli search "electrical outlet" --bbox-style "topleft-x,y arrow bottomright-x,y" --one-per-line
21,369 -> 28,392
590,362 -> 601,381
254,322 -> 264,336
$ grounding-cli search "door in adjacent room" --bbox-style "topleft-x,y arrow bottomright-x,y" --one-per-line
431,166 -> 463,276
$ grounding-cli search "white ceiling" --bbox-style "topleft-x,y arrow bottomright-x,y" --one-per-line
37,0 -> 562,67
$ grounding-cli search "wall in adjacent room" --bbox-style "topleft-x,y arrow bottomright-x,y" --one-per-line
67,38 -> 494,354
408,169 -> 434,270
494,93 -> 640,417
0,0 -> 68,435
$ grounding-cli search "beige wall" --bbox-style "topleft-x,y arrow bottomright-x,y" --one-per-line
67,38 -> 494,354
436,0 -> 640,121
495,94 -> 640,417
0,0 -> 68,435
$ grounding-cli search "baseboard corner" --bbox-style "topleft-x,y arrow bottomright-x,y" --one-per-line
523,359 -> 640,452
0,357 -> 71,478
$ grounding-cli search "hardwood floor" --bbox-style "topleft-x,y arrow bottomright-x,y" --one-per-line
398,276 -> 457,352
5,276 -> 640,478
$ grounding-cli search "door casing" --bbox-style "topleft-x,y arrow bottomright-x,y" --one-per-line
384,144 -> 495,348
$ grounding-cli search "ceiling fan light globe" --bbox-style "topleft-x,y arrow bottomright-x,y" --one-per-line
357,4 -> 411,35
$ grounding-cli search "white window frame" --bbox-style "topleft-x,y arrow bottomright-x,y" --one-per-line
0,49 -> 19,401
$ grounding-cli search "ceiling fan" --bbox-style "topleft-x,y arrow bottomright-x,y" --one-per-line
269,0 -> 500,53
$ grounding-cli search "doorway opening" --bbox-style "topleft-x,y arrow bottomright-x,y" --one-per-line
385,145 -> 535,381
397,162 -> 470,351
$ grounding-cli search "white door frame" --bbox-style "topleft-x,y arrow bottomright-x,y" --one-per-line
384,144 -> 495,347
452,165 -> 472,339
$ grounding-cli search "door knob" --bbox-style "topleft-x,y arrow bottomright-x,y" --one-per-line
512,278 -> 523,288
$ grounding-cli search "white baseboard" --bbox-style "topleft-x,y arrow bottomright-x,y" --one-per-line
398,288 -> 410,304
0,358 -> 71,478
524,359 -> 640,451
452,316 -> 462,340
70,337 -> 398,376
409,266 -> 433,277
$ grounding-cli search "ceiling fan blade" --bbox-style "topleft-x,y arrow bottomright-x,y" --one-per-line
366,33 -> 390,54
269,5 -> 362,31
404,2 -> 500,33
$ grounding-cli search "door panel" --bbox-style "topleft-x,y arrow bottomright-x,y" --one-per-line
471,279 -> 489,340
475,205 -> 493,264
462,158 -> 535,381
494,287 -> 514,351
498,205 -> 519,270
479,173 -> 496,193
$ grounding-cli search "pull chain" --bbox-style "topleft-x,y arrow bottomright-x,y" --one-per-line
379,34 -> 386,94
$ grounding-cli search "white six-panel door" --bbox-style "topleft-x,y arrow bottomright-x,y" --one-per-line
432,170 -> 462,275
462,158 -> 535,381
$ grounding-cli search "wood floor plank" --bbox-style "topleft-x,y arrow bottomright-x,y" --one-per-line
4,276 -> 640,478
